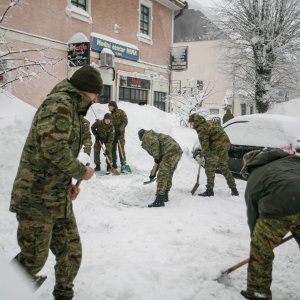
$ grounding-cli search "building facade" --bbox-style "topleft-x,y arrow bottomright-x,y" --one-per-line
0,0 -> 186,108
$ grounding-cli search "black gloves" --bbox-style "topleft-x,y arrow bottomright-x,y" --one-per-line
149,172 -> 156,180
154,158 -> 161,164
193,149 -> 201,159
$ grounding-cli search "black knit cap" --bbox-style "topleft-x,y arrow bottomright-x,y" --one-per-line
69,65 -> 103,94
104,113 -> 112,120
108,101 -> 118,109
138,129 -> 145,141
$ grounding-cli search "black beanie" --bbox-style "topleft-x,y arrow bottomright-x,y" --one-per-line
138,129 -> 145,141
69,65 -> 103,94
104,113 -> 112,120
108,101 -> 118,109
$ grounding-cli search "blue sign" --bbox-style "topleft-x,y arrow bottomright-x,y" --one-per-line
91,35 -> 139,61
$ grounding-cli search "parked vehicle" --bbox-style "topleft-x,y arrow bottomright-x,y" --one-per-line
192,114 -> 300,175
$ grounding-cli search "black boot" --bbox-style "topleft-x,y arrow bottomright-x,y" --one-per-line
106,165 -> 111,175
94,164 -> 100,171
112,162 -> 117,169
199,189 -> 214,197
240,290 -> 268,299
231,187 -> 239,196
164,191 -> 169,202
55,296 -> 73,300
148,194 -> 165,207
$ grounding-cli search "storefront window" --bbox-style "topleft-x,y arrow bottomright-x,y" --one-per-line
119,87 -> 148,105
154,91 -> 166,111
97,85 -> 111,104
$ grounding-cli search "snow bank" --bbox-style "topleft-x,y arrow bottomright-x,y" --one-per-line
1,94 -> 299,300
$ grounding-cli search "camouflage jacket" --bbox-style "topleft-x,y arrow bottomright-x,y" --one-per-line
193,115 -> 231,156
91,119 -> 114,145
10,79 -> 90,218
141,130 -> 182,162
81,117 -> 92,155
245,149 -> 300,234
111,108 -> 128,136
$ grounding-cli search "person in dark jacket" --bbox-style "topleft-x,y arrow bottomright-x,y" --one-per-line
222,108 -> 234,124
240,149 -> 300,300
91,113 -> 114,173
10,65 -> 102,300
138,129 -> 183,207
189,113 -> 238,197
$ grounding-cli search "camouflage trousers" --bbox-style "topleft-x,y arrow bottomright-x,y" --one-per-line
205,150 -> 236,189
112,136 -> 126,166
94,139 -> 112,167
14,210 -> 82,298
157,151 -> 182,195
247,214 -> 300,299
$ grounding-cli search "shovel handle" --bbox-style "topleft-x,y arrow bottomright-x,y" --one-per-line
222,234 -> 293,275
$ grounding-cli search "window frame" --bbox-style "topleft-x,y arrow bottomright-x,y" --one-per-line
66,0 -> 92,24
154,91 -> 166,111
138,0 -> 153,44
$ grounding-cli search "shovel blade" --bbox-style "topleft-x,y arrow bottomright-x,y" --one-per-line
122,164 -> 132,174
191,182 -> 199,195
111,168 -> 120,175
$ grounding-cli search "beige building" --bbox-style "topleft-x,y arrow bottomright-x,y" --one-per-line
0,0 -> 187,108
172,8 -> 254,118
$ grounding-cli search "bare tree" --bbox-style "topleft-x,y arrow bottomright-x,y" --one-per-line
166,81 -> 215,126
0,0 -> 66,90
217,0 -> 300,113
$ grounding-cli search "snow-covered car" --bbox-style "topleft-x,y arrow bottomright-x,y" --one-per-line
193,114 -> 300,175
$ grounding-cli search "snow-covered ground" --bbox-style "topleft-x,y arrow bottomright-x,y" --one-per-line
0,92 -> 299,300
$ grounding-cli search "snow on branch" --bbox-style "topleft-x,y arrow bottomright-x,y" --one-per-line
166,81 -> 215,127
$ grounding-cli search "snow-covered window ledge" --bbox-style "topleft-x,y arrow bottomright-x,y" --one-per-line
137,33 -> 153,45
65,1 -> 92,24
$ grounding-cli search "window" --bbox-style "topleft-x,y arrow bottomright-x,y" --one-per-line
97,85 -> 111,104
250,105 -> 254,114
140,5 -> 150,35
138,0 -> 152,44
66,0 -> 92,23
71,0 -> 86,11
119,87 -> 148,105
154,92 -> 166,111
241,103 -> 246,115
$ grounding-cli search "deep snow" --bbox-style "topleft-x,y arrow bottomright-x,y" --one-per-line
0,92 -> 299,300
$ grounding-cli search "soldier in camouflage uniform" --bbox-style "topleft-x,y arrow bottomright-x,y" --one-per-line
81,117 -> 92,156
10,65 -> 102,300
108,101 -> 128,172
91,113 -> 114,173
240,149 -> 300,300
188,113 -> 238,197
138,129 -> 183,207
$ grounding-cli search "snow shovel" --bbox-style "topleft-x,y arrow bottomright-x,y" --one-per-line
118,140 -> 132,174
191,157 -> 202,195
143,163 -> 159,185
215,234 -> 293,283
99,142 -> 120,175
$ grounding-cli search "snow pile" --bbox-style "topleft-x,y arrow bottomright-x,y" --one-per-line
1,93 -> 299,300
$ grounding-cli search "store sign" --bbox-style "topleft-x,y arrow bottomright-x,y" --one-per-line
67,42 -> 90,67
91,35 -> 139,61
170,46 -> 188,71
120,75 -> 150,89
